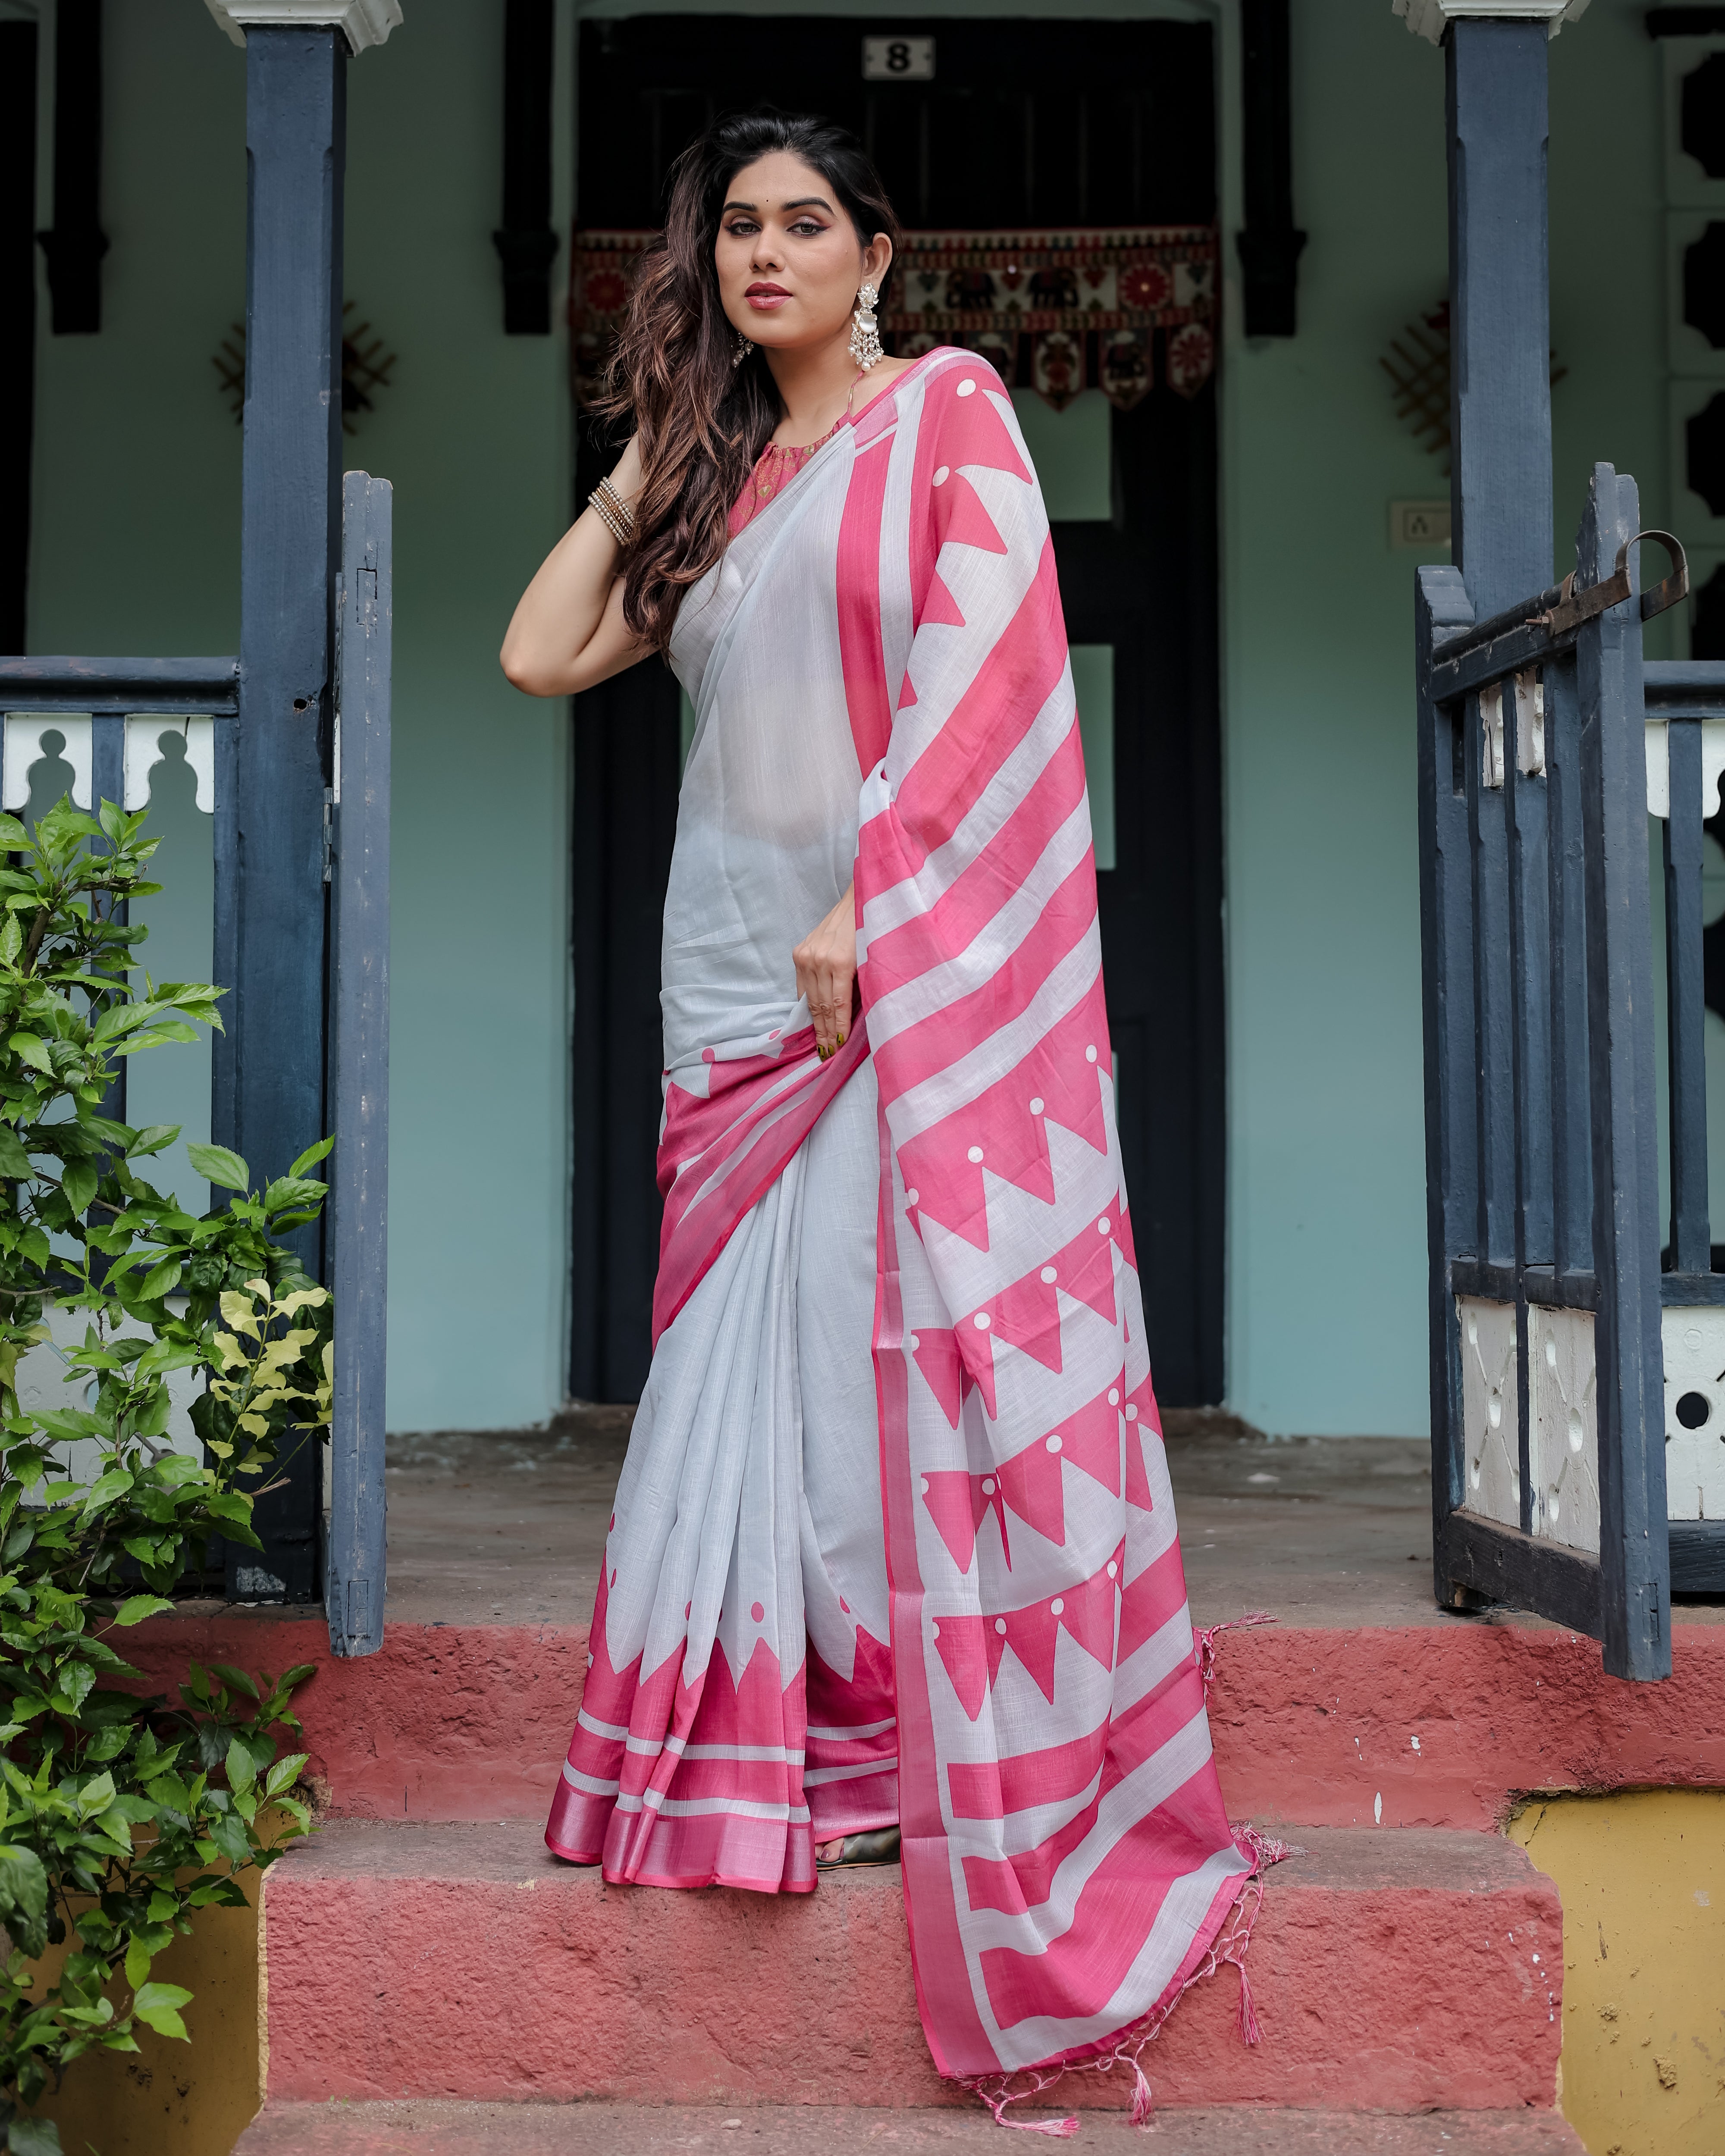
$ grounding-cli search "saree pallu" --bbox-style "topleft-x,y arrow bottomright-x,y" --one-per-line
547,346 -> 1261,2107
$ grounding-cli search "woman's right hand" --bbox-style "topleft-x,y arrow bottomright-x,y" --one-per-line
499,439 -> 651,699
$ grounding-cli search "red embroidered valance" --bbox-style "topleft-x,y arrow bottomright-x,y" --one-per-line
569,225 -> 1218,413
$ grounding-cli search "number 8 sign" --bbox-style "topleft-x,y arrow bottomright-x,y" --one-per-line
862,35 -> 935,80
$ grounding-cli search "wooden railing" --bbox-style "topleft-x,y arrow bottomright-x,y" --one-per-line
0,471 -> 392,1658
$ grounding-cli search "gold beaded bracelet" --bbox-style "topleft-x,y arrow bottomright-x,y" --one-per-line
588,476 -> 636,548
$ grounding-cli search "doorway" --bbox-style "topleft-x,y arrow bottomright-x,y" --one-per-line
569,15 -> 1223,1408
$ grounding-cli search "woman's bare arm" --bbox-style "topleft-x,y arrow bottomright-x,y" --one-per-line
500,437 -> 652,698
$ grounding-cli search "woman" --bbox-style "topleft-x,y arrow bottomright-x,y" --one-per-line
502,110 -> 1268,2124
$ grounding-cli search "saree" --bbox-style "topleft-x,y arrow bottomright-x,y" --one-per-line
547,346 -> 1264,2114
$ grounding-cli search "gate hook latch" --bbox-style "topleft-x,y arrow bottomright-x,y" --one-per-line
1527,529 -> 1689,638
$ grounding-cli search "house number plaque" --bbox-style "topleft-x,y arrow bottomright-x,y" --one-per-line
862,35 -> 934,79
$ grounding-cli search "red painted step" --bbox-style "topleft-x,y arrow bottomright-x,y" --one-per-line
125,1611 -> 1725,1831
260,1822 -> 1561,2114
236,2098 -> 1589,2154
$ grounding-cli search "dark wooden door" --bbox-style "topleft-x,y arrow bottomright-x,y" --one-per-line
571,16 -> 1223,1407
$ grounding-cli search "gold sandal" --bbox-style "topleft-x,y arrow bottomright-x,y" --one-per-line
815,1826 -> 901,1869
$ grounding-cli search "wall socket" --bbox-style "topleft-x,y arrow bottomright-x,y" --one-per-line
1391,499 -> 1452,549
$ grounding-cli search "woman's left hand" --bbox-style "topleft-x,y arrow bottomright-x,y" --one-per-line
794,883 -> 859,1061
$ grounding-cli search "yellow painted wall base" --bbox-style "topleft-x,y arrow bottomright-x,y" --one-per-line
24,1876 -> 262,2156
1511,1789 -> 1725,2156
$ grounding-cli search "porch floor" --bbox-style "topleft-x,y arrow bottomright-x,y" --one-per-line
372,1409 -> 1725,1631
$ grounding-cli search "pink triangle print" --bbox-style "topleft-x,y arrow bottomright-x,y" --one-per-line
920,570 -> 968,629
977,1546 -> 1127,1707
933,1612 -> 990,1722
994,1433 -> 1066,1549
953,1312 -> 999,1420
1112,1194 -> 1138,1275
1047,1214 -> 1120,1326
1123,1423 -> 1156,1514
891,987 -> 1114,1252
921,1468 -> 1012,1574
928,370 -> 1035,484
1056,1376 -> 1127,1498
912,1328 -> 973,1429
1123,1371 -> 1160,1513
972,1264 -> 1064,1375
997,1600 -> 1061,1704
934,467 -> 1010,558
1057,1555 -> 1123,1670
1127,1369 -> 1161,1438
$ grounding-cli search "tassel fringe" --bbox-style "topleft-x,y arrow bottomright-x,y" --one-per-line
968,2073 -> 1080,2136
1128,2062 -> 1155,2127
959,1825 -> 1287,2133
957,1613 -> 1289,2134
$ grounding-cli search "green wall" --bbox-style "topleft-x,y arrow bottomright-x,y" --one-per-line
1222,0 -> 1671,1436
22,0 -> 1675,1437
25,0 -> 574,1432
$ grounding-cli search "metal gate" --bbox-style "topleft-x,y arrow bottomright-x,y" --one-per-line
1416,463 -> 1718,1680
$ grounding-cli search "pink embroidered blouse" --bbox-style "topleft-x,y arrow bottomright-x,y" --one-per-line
728,417 -> 846,536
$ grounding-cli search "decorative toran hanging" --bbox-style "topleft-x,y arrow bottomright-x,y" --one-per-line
569,226 -> 1218,413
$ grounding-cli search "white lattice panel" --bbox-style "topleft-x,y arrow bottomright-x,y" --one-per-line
1662,1309 -> 1725,1522
1644,717 -> 1725,819
1529,1306 -> 1601,1553
3,716 -> 91,810
124,716 -> 215,813
1458,1296 -> 1520,1529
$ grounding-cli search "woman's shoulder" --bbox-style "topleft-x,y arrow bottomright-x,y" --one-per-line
851,345 -> 1013,439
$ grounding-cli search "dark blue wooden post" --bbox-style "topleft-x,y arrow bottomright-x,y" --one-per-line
1467,698 -> 1516,1275
1663,714 -> 1711,1276
1446,19 -> 1554,616
1577,468 -> 1670,1680
1420,14 -> 1559,1609
216,22 -> 347,1604
1544,659 -> 1593,1284
1415,563 -> 1479,1603
326,473 -> 392,1658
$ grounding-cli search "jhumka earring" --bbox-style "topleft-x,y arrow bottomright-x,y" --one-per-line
849,281 -> 883,370
733,331 -> 754,368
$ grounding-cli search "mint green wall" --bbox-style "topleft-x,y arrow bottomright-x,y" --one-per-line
1220,10 -> 1443,1437
1223,0 -> 1670,1436
26,0 -> 574,1432
343,8 -> 574,1430
22,1 -> 1675,1437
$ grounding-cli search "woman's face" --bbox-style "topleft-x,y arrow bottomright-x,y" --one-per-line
715,150 -> 892,354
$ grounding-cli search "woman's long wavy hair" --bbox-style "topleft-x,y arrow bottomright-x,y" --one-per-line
597,110 -> 902,651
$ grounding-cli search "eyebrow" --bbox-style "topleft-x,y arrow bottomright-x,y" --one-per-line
721,196 -> 836,215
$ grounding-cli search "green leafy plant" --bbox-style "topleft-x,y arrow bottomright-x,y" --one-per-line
0,799 -> 333,2153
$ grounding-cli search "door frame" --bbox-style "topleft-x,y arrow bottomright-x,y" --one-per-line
563,0 -> 1254,1407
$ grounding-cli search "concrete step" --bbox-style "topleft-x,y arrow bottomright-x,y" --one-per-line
128,1608 -> 1725,1831
260,1821 -> 1561,2114
234,2099 -> 1590,2153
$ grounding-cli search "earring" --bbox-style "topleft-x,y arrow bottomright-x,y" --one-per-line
733,330 -> 754,369
849,281 -> 883,370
